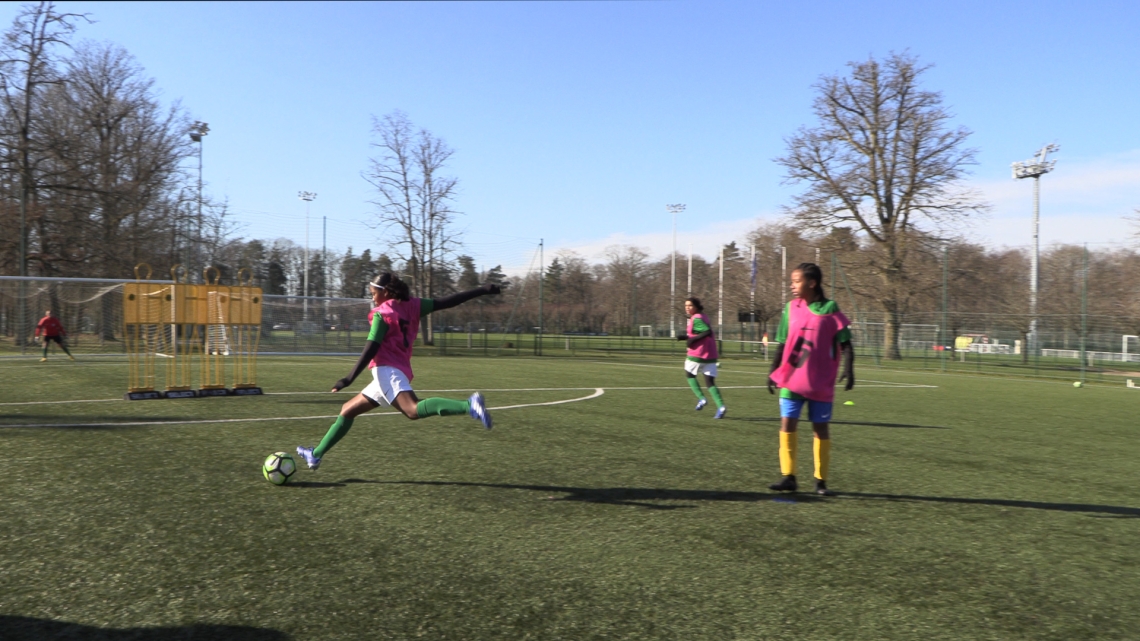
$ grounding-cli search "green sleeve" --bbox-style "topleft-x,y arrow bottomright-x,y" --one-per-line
691,317 -> 710,333
775,302 -> 790,343
420,298 -> 435,315
828,301 -> 852,343
367,313 -> 388,343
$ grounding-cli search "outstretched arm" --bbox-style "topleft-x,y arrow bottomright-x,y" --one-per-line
837,341 -> 855,390
331,316 -> 387,392
429,283 -> 501,313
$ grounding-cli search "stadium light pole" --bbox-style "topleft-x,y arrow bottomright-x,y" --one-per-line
299,191 -> 317,321
189,121 -> 209,280
1012,143 -> 1059,357
667,204 -> 686,337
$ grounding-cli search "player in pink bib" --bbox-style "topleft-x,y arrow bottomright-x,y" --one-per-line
676,297 -> 727,418
766,263 -> 854,496
296,273 -> 501,471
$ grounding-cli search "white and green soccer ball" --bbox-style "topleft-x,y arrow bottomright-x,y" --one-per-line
262,451 -> 297,485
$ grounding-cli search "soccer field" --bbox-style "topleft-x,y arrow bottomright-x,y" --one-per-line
2,355 -> 1138,640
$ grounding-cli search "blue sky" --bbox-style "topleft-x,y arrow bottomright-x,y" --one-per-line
9,1 -> 1140,272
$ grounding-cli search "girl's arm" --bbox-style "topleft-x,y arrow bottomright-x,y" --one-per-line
837,341 -> 855,390
767,343 -> 785,394
429,283 -> 501,313
331,315 -> 388,391
685,316 -> 712,346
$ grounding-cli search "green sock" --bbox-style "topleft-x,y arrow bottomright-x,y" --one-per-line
686,377 -> 706,400
60,343 -> 73,356
416,397 -> 471,418
43,343 -> 48,358
708,385 -> 725,408
314,415 -> 354,458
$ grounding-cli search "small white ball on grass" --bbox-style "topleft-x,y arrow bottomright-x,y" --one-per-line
1073,381 -> 1083,388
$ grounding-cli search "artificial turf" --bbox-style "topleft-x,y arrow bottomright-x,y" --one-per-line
1,355 -> 1138,640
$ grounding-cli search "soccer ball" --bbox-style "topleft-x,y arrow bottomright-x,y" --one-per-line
262,452 -> 297,485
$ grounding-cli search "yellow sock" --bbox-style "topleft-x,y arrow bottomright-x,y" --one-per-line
814,437 -> 831,481
779,431 -> 797,476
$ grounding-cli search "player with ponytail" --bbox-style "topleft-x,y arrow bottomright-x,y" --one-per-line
296,272 -> 501,470
677,297 -> 727,418
766,262 -> 854,496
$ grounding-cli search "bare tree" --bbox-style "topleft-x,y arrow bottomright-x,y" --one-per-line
0,1 -> 89,345
776,52 -> 987,358
363,110 -> 460,343
36,41 -> 193,280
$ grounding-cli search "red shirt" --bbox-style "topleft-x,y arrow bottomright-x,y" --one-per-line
35,316 -> 65,337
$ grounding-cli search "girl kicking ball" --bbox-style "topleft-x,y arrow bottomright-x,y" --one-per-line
766,263 -> 854,495
296,273 -> 501,470
677,297 -> 727,419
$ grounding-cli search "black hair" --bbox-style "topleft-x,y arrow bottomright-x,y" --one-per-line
370,272 -> 411,301
793,262 -> 827,301
685,297 -> 704,312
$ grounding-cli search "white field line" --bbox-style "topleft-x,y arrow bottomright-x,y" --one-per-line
0,380 -> 933,408
587,361 -> 937,388
2,388 -> 606,428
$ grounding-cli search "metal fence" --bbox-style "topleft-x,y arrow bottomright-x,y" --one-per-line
3,276 -> 1138,385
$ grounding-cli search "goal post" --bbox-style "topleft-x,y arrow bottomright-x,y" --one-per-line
1125,335 -> 1139,363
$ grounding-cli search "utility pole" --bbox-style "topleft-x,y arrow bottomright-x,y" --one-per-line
667,204 -> 686,337
780,246 -> 787,306
1012,143 -> 1059,357
687,243 -> 693,296
538,239 -> 544,356
298,191 -> 317,320
749,244 -> 756,340
717,246 -> 724,345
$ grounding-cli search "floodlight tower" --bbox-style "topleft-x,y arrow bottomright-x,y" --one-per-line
189,121 -> 209,278
667,204 -> 686,338
1012,144 -> 1059,356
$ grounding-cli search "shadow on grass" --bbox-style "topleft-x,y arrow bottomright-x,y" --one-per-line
730,416 -> 950,429
314,479 -> 1140,517
0,616 -> 289,640
337,479 -> 829,510
287,480 -> 347,488
841,492 -> 1140,519
0,415 -> 192,428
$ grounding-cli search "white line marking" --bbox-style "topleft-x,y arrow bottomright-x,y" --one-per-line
492,388 -> 604,410
0,380 -> 934,408
2,388 -> 607,428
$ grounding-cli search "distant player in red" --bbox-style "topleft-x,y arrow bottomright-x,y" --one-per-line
296,273 -> 500,471
35,310 -> 74,362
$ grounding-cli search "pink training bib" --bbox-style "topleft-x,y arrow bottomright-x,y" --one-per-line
686,313 -> 718,360
770,299 -> 850,403
368,298 -> 422,381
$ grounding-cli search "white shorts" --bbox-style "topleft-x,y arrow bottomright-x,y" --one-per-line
361,366 -> 414,406
684,360 -> 718,378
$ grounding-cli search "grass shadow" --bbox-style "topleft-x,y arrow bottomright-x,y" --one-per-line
334,480 -> 1138,518
339,479 -> 829,510
730,416 -> 950,429
0,616 -> 289,640
0,415 -> 192,428
286,480 -> 347,488
840,491 -> 1140,519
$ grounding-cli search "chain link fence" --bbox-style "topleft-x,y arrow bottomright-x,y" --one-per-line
3,276 -> 1138,385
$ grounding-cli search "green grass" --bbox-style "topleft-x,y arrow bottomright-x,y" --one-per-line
2,355 -> 1138,640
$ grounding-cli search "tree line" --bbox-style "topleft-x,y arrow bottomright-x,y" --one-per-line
3,7 -> 1136,357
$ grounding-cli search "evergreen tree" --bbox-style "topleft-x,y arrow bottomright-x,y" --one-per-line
457,255 -> 480,290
